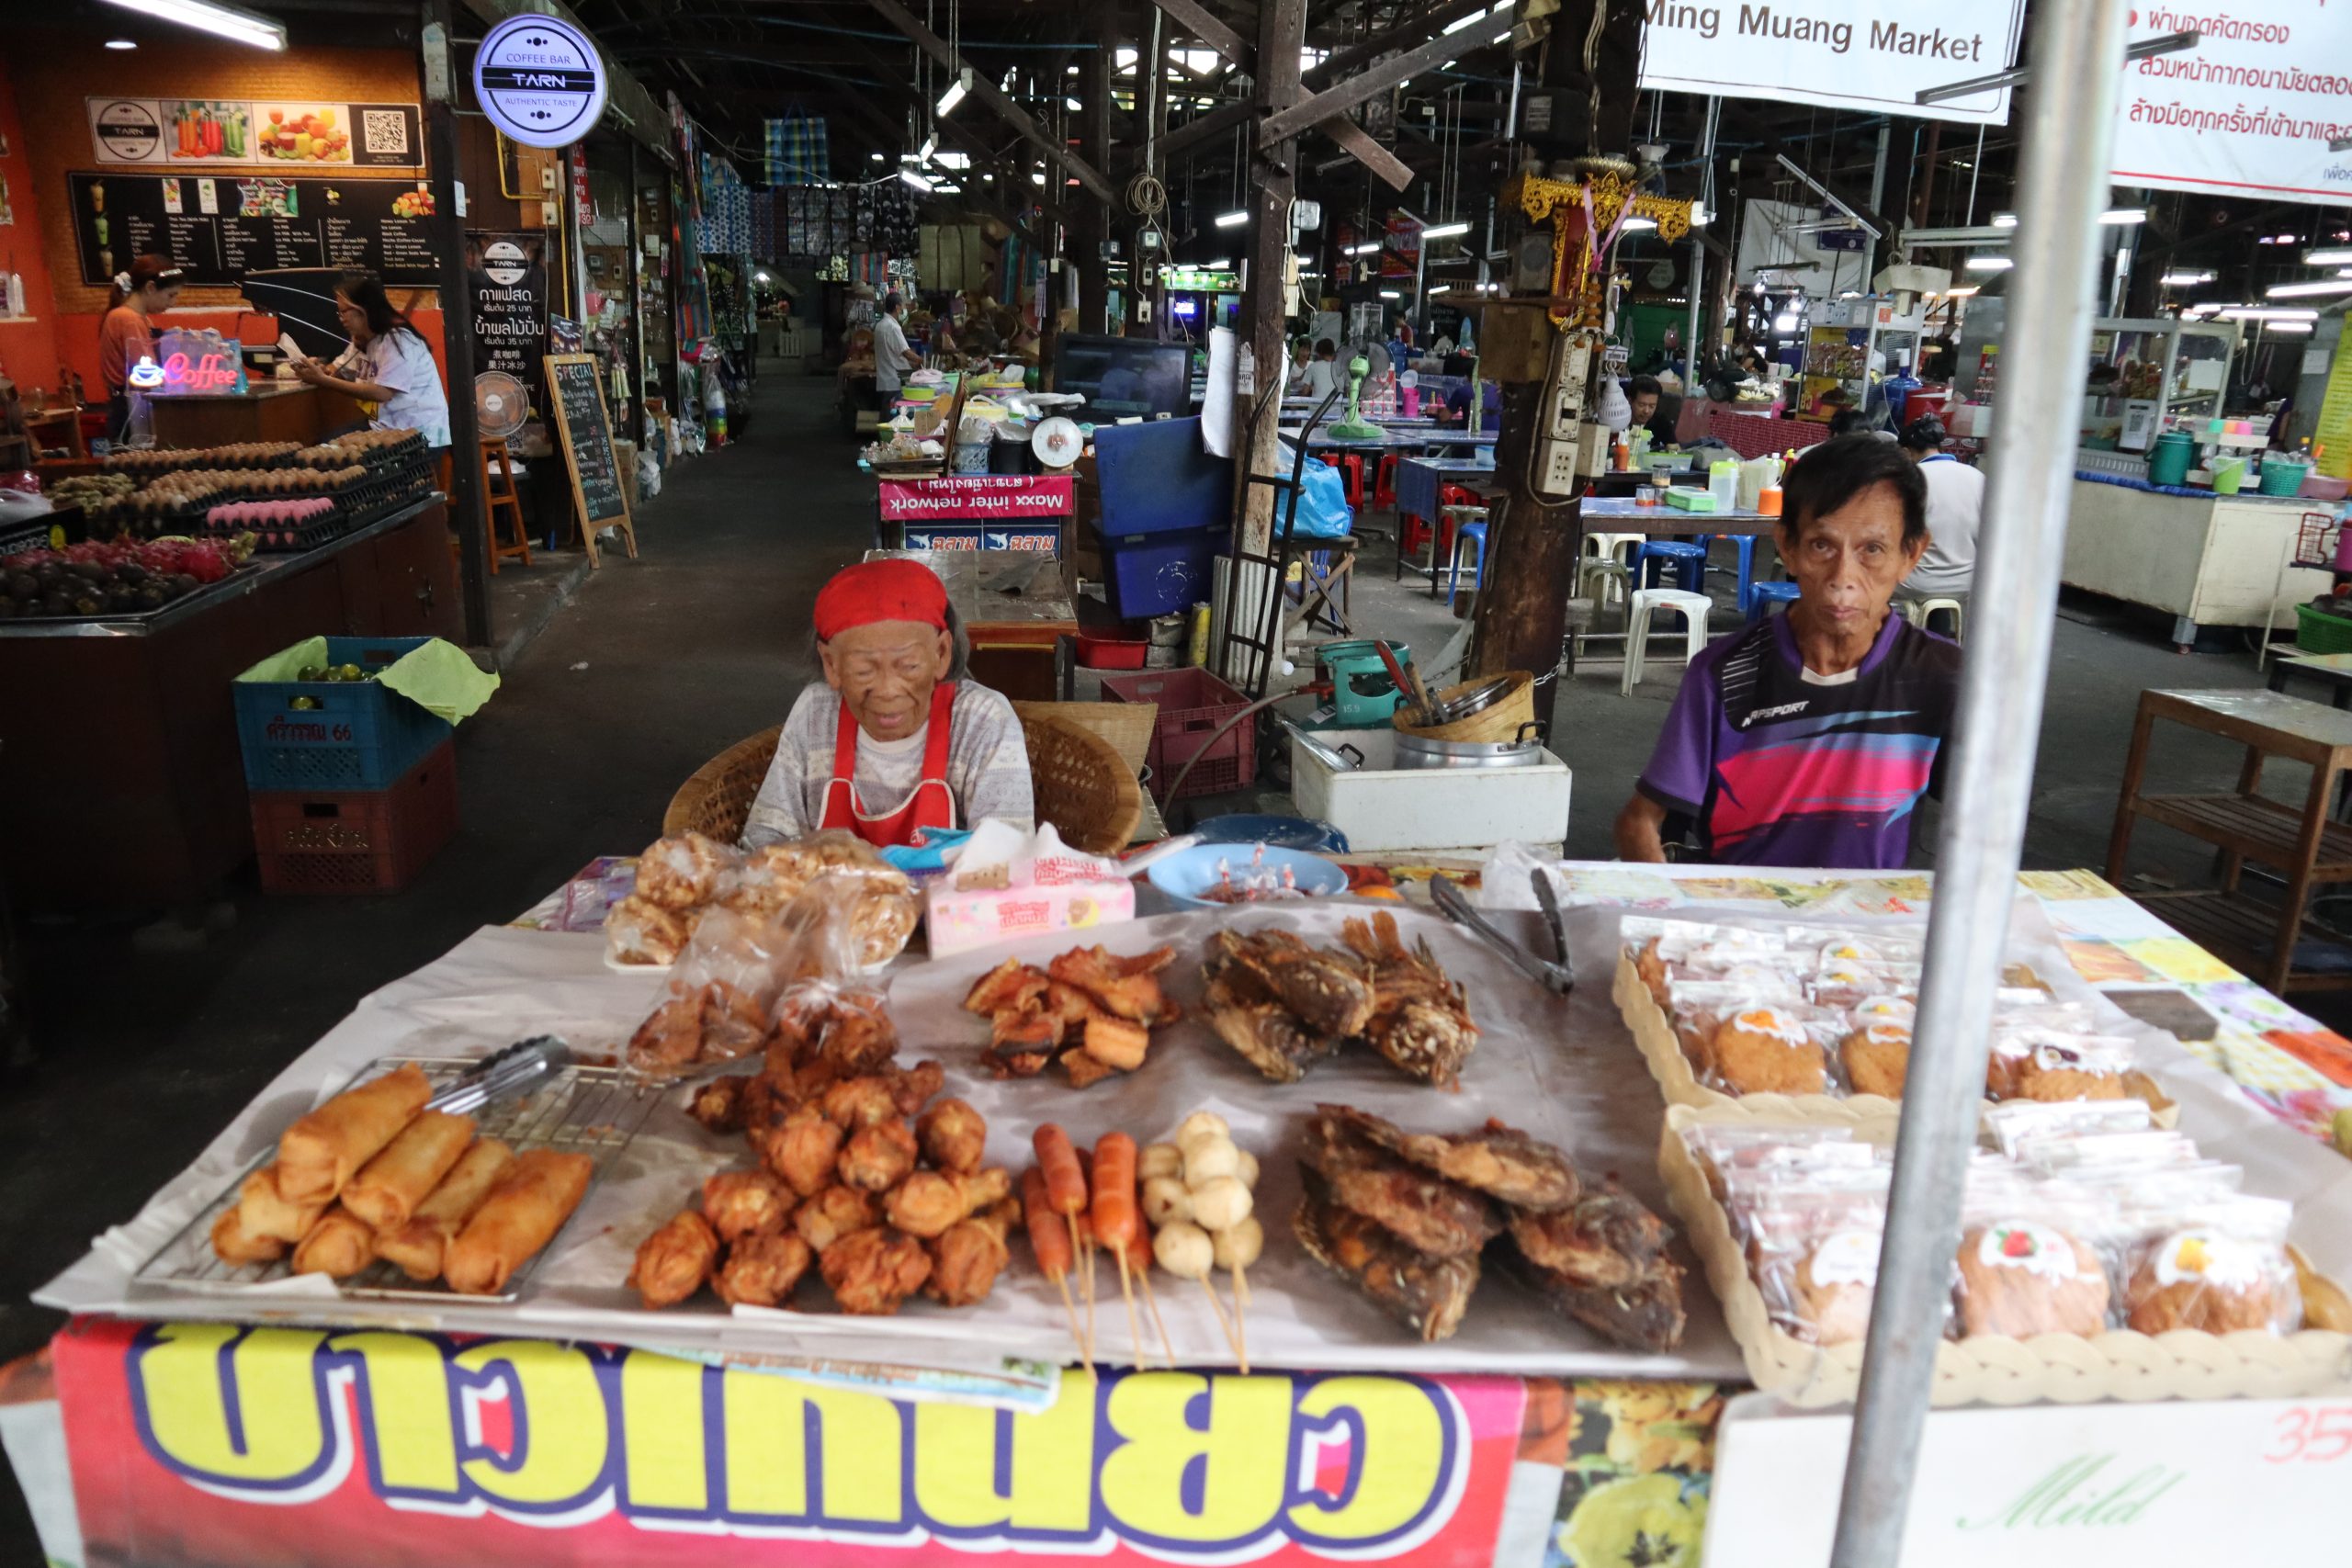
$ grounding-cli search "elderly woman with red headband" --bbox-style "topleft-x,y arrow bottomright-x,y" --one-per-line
741,559 -> 1035,850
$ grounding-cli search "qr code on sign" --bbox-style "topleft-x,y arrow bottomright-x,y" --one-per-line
360,109 -> 411,158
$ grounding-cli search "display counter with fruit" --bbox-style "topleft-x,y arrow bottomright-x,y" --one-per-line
148,379 -> 368,450
0,493 -> 460,911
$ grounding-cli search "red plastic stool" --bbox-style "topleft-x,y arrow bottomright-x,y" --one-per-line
1336,454 -> 1366,508
1374,454 -> 1400,509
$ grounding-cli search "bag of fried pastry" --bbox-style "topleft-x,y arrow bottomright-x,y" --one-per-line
2116,1192 -> 2302,1337
1949,1168 -> 2118,1340
723,831 -> 920,968
1672,985 -> 1844,1098
1683,1121 -> 1877,1209
763,879 -> 900,1079
607,831 -> 742,965
1742,1163 -> 1895,1347
625,906 -> 805,1077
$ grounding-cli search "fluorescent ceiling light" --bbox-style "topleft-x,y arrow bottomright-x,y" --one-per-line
1963,255 -> 2014,272
2263,321 -> 2314,333
1204,258 -> 1229,269
936,71 -> 970,117
1992,212 -> 2018,228
1066,96 -> 1082,110
2218,306 -> 2318,321
918,136 -> 936,161
869,152 -> 886,162
99,0 -> 285,50
1690,203 -> 1709,227
2305,247 -> 2352,266
1215,209 -> 1248,228
1380,289 -> 1400,299
1772,313 -> 1799,333
2102,209 -> 2147,225
1620,217 -> 1657,232
1420,220 -> 1471,239
1429,285 -> 1452,295
2265,280 -> 2352,298
899,169 -> 933,192
1944,286 -> 1981,299
2160,271 -> 2215,287
1349,241 -> 1383,255
106,36 -> 138,49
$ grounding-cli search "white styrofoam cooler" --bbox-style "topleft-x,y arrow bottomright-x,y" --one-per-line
1288,728 -> 1572,853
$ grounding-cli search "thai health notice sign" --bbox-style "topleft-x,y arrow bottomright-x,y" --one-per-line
52,1318 -> 1525,1567
1636,2 -> 2030,125
2109,4 -> 2352,205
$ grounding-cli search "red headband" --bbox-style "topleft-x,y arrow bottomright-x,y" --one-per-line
814,559 -> 950,641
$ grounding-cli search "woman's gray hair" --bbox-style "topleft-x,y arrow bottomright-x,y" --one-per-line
809,603 -> 969,678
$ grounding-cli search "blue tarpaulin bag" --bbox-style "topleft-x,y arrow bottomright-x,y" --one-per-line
1281,442 -> 1354,539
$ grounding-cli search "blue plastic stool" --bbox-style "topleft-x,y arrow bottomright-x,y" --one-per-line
1747,580 -> 1802,620
1446,521 -> 1489,601
1700,534 -> 1762,614
1632,539 -> 1708,592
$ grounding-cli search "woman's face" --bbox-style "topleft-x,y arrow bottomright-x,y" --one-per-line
334,291 -> 370,341
141,282 -> 183,312
820,619 -> 954,742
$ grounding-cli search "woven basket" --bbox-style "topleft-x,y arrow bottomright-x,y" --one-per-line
1023,713 -> 1142,854
1013,699 -> 1156,775
1394,670 -> 1537,743
1658,1102 -> 2352,1406
663,726 -> 782,841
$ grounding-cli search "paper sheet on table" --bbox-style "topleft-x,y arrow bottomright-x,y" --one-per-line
1202,325 -> 1237,457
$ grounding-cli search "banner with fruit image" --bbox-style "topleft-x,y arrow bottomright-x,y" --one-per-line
86,97 -> 422,169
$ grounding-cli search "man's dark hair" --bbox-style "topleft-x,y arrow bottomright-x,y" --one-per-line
1781,434 -> 1929,547
1826,407 -> 1868,436
1315,338 -> 1336,357
1628,373 -> 1663,400
1900,414 -> 1949,452
883,291 -> 904,313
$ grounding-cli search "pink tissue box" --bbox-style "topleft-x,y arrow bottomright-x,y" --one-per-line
925,876 -> 1136,958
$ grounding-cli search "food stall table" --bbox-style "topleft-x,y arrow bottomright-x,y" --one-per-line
148,384 -> 368,449
0,496 -> 463,912
865,547 -> 1076,701
1282,425 -> 1498,454
2062,469 -> 2324,648
10,856 -> 2349,1567
2267,650 -> 2352,709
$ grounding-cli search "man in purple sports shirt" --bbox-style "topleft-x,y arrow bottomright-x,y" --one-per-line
1614,435 -> 1962,870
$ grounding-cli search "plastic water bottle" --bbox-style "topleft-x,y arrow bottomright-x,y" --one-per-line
705,374 -> 728,447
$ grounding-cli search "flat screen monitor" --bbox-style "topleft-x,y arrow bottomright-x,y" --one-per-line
1053,333 -> 1189,419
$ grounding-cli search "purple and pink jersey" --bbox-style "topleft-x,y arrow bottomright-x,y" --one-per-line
1635,610 -> 1960,869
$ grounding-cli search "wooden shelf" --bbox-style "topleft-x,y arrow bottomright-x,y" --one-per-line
2132,793 -> 2352,882
2129,888 -> 2352,993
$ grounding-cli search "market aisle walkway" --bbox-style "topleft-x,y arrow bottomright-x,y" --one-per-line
0,368 -> 872,1381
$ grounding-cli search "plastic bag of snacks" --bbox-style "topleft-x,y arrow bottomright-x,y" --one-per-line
1668,986 -> 1842,1097
2120,1193 -> 2301,1336
626,906 -> 807,1077
606,830 -> 744,966
1951,1170 -> 2115,1340
1747,1166 -> 1895,1346
609,829 -> 919,970
763,883 -> 900,1081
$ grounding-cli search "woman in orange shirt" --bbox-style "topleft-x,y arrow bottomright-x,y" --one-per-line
99,254 -> 184,442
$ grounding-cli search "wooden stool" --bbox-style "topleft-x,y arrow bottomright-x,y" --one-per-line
479,437 -> 533,574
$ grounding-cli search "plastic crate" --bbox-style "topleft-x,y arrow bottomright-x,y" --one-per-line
234,635 -> 454,790
1102,525 -> 1226,620
2295,601 -> 2352,655
252,739 -> 458,894
1101,667 -> 1256,802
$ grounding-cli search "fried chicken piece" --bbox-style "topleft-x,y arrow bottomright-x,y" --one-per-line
629,1210 -> 720,1308
1210,929 -> 1375,1038
1502,1247 -> 1689,1352
1294,1177 -> 1479,1342
777,993 -> 901,1076
627,992 -> 706,1074
820,1226 -> 933,1315
1505,1182 -> 1675,1290
926,1214 -> 1011,1307
964,957 -> 1048,1016
916,1097 -> 987,1174
1319,1105 -> 1579,1212
762,1106 -> 846,1197
885,1166 -> 1013,1239
687,1075 -> 751,1134
821,1060 -> 945,1128
1302,1107 -> 1498,1258
713,1229 -> 813,1308
794,1184 -> 878,1251
1344,913 -> 1479,1089
1048,944 -> 1179,1023
838,1118 -> 919,1192
1202,942 -> 1345,1082
700,979 -> 771,1062
702,1168 -> 791,1244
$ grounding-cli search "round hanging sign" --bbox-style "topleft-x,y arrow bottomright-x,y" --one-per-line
473,15 -> 608,149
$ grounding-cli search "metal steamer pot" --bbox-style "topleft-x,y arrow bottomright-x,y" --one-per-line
1391,721 -> 1548,771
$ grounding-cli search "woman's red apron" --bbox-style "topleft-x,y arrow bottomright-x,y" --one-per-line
818,682 -> 959,848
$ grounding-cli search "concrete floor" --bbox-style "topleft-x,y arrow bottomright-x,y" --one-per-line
0,367 -> 2335,1551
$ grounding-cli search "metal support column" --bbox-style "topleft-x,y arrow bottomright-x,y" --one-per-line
1683,97 -> 1718,383
1828,1 -> 2135,1562
421,0 -> 489,648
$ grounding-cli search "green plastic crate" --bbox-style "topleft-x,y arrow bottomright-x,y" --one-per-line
2294,601 -> 2352,655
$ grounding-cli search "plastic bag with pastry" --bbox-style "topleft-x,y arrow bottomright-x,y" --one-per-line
606,894 -> 692,965
1743,1167 -> 1894,1346
2008,1035 -> 2135,1105
633,830 -> 741,909
1951,1173 -> 2113,1339
1702,999 -> 1838,1097
1982,1097 -> 2153,1160
2121,1195 -> 2301,1336
1682,1122 -> 1879,1207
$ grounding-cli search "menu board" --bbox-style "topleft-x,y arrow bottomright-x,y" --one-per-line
543,354 -> 638,567
66,171 -> 439,288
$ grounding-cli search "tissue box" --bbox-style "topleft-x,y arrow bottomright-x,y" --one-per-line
925,877 -> 1136,957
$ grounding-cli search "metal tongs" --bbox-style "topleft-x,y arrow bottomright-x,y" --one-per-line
430,1035 -> 572,1114
1429,870 -> 1576,996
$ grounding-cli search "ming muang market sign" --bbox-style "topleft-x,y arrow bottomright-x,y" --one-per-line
53,1318 -> 1524,1567
1636,1 -> 2030,125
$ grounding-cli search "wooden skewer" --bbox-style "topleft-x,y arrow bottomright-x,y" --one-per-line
1135,1267 -> 1178,1370
1232,1264 -> 1250,1374
1114,1247 -> 1147,1371
1065,1212 -> 1097,1367
1050,1268 -> 1093,1382
1194,1274 -> 1245,1372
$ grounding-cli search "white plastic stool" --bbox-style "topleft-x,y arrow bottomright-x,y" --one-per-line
1577,531 -> 1645,608
1902,596 -> 1965,641
1623,589 -> 1714,695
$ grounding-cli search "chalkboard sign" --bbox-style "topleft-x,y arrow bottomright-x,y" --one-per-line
543,353 -> 637,567
67,170 -> 438,288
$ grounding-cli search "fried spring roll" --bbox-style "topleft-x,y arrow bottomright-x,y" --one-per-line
290,1205 -> 376,1278
341,1111 -> 476,1232
376,1138 -> 514,1281
444,1150 -> 594,1296
236,1165 -> 330,1244
211,1203 -> 286,1267
277,1063 -> 433,1202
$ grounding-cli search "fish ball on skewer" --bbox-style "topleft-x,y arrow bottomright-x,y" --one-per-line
1153,1221 -> 1215,1280
1141,1176 -> 1193,1228
1190,1176 -> 1253,1233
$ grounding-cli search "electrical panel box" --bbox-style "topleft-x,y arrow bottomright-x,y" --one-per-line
1546,339 -> 1592,443
1577,423 -> 1612,478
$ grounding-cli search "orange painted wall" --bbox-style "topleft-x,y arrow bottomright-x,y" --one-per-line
0,66 -> 62,390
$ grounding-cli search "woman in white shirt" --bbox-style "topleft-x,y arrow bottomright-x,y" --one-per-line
294,269 -> 452,452
1897,414 -> 1983,621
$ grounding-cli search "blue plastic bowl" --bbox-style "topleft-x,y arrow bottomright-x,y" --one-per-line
1187,813 -> 1351,854
1147,844 -> 1351,910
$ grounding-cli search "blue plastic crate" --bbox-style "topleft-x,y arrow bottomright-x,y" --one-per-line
1103,525 -> 1226,620
233,636 -> 454,791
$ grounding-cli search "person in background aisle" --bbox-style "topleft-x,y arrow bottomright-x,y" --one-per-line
1301,338 -> 1340,401
870,291 -> 921,401
1287,338 -> 1313,391
98,255 -> 184,443
1615,435 -> 1959,870
1896,415 -> 1982,627
292,269 -> 450,454
1624,373 -> 1677,448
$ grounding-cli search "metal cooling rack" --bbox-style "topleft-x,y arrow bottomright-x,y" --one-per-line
132,1052 -> 667,1304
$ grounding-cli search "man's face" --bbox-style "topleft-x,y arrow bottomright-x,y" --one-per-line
820,619 -> 954,742
1781,481 -> 1928,636
1630,391 -> 1659,426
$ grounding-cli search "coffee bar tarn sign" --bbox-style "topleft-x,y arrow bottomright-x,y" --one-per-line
1637,1 -> 2030,125
474,14 -> 610,150
2110,3 -> 2352,205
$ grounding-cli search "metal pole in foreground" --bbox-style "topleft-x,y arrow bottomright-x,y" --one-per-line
1827,2 -> 2134,1563
1682,97 -> 1718,391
